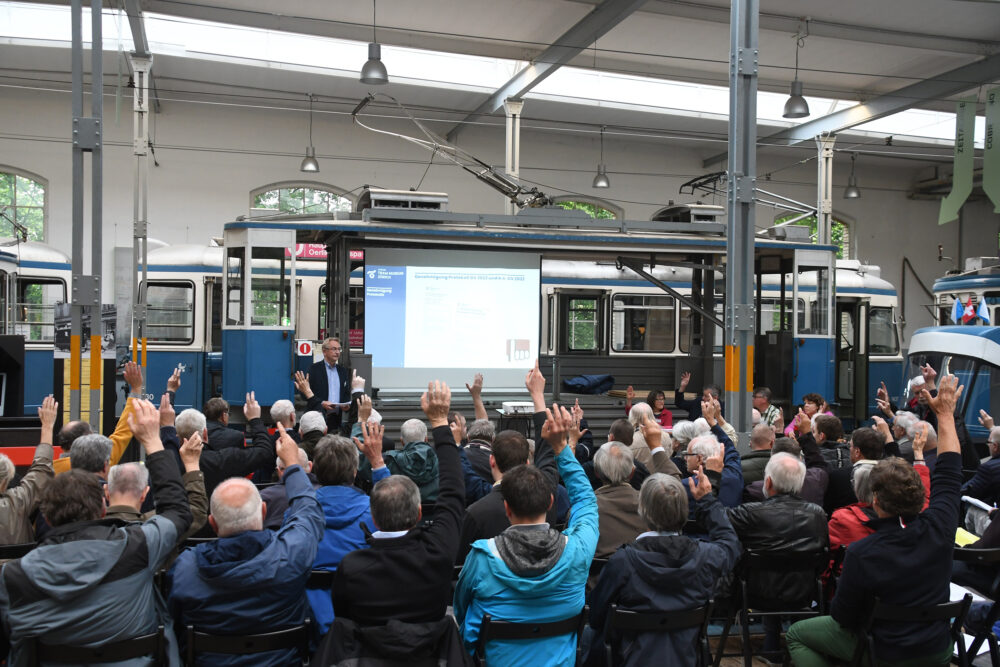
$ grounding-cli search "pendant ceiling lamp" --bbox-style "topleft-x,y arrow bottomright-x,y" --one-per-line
592,126 -> 610,189
844,152 -> 862,199
360,0 -> 389,85
300,93 -> 320,173
782,24 -> 810,119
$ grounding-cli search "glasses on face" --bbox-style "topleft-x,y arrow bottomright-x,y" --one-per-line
323,347 -> 341,353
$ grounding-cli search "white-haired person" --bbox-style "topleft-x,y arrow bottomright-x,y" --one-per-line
168,422 -> 324,665
298,410 -> 328,458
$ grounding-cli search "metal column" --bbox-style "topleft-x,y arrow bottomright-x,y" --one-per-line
503,99 -> 524,216
70,0 -> 104,426
325,234 -> 352,368
724,0 -> 758,439
129,54 -> 152,390
816,135 -> 835,246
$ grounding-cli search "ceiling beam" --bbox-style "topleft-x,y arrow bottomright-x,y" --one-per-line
703,52 -> 1000,167
444,0 -> 648,141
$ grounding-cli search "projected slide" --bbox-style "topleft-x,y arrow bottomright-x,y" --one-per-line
365,249 -> 540,390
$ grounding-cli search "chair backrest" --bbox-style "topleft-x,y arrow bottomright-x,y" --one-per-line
475,607 -> 588,662
307,569 -> 335,589
854,594 -> 971,667
590,557 -> 609,577
0,542 -> 36,561
740,548 -> 829,611
604,603 -> 713,667
185,621 -> 310,665
183,536 -> 218,549
32,626 -> 164,665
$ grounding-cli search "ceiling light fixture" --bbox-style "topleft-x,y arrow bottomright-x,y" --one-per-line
592,126 -> 610,189
299,93 -> 319,173
782,22 -> 810,119
844,152 -> 861,199
360,0 -> 388,85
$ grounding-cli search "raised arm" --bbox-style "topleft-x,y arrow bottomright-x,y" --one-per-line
295,370 -> 324,413
526,359 -> 558,486
4,396 -> 57,529
919,375 -> 963,534
466,373 -> 488,422
176,431 -> 208,539
421,381 -> 466,562
641,413 -> 681,478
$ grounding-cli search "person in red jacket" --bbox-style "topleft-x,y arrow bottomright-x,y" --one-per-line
624,386 -> 673,428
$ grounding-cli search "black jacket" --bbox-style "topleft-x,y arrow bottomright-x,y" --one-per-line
832,452 -> 962,661
308,360 -> 352,433
332,425 -> 465,625
161,418 -> 275,498
313,616 -> 473,667
205,420 -> 246,451
727,493 -> 828,605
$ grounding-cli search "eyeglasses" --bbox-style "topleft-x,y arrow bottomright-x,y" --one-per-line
323,346 -> 342,352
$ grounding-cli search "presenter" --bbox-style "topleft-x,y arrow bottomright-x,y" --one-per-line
308,337 -> 352,434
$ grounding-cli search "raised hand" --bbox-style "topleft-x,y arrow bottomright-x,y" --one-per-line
159,392 -> 176,427
913,422 -> 928,455
357,394 -> 373,423
876,396 -> 894,418
641,413 -> 662,450
871,415 -> 892,443
796,408 -> 813,435
466,373 -> 483,398
924,374 -> 962,417
243,391 -> 261,421
525,359 -> 546,396
704,444 -> 724,473
679,371 -> 691,391
541,403 -> 578,456
37,394 -> 58,430
353,420 -> 385,469
351,369 -> 365,392
178,432 -> 203,472
420,380 -> 452,428
449,413 -> 466,445
626,385 -> 635,403
572,398 -> 584,426
127,399 -> 163,452
701,399 -> 717,427
688,465 -> 712,500
166,366 -> 182,393
877,381 -> 889,403
921,363 -> 938,388
979,409 -> 995,430
124,360 -> 143,394
274,422 -> 299,468
294,371 -> 314,399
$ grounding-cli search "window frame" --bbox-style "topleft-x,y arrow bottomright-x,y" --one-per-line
550,195 -> 624,220
558,291 -> 605,354
143,279 -> 196,346
13,275 -> 65,343
867,306 -> 900,357
610,292 -> 677,354
249,181 -> 355,216
0,166 -> 47,242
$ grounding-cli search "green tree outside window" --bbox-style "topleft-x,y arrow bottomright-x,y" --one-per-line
773,214 -> 850,259
0,171 -> 45,241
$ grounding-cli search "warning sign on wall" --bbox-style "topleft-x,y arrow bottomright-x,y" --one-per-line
295,340 -> 314,356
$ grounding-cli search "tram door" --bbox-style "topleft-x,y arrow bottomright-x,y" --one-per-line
836,299 -> 869,427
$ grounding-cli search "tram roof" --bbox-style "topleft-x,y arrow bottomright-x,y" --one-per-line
224,210 -> 838,263
909,326 -> 1000,368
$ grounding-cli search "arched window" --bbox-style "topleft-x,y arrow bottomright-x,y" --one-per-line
552,195 -> 623,220
773,213 -> 852,259
250,181 -> 353,216
0,167 -> 46,241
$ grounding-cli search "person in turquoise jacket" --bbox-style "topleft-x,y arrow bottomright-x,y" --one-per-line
454,392 -> 599,667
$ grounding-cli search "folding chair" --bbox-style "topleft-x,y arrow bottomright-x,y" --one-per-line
953,546 -> 1000,665
849,594 -> 972,667
604,601 -> 713,667
475,606 -> 588,666
30,625 -> 165,665
185,620 -> 311,666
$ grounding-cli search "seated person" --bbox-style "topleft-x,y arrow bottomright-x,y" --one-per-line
824,426 -> 884,514
962,422 -> 1000,506
168,423 -> 323,666
1,400 -> 191,664
787,375 -> 964,666
0,395 -> 56,545
455,404 -> 598,666
357,418 -> 439,503
261,447 -> 319,530
298,410 -> 327,458
740,423 -> 775,485
202,396 -> 246,450
586,469 -> 740,667
624,386 -> 673,428
333,381 -> 464,625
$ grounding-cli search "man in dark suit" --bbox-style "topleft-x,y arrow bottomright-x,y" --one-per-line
202,397 -> 246,451
307,338 -> 352,434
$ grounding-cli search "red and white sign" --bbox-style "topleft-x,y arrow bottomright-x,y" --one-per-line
296,339 -> 314,356
283,245 -> 365,262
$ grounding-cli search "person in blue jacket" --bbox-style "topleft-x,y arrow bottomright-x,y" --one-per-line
168,422 -> 324,667
454,399 -> 599,666
307,422 -> 391,635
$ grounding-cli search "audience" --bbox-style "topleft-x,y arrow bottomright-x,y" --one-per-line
454,404 -> 598,665
298,410 -> 328,458
260,446 -> 318,530
168,421 -> 323,666
0,396 -> 56,545
740,423 -> 775,484
674,371 -> 721,421
753,386 -> 781,428
624,385 -> 673,428
962,418 -> 1000,505
824,425 -> 884,514
1,400 -> 192,663
787,375 -> 965,665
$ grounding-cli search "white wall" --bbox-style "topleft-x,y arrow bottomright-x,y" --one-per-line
1,85 -> 997,344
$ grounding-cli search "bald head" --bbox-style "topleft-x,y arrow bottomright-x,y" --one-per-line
209,478 -> 264,537
750,423 -> 775,451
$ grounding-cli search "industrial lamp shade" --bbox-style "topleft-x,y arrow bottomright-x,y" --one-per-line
783,79 -> 810,119
592,164 -> 610,189
300,146 -> 319,173
844,174 -> 861,199
360,42 -> 389,85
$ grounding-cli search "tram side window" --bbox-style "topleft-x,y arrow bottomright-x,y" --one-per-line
799,265 -> 831,335
758,298 -> 802,333
868,307 -> 899,356
965,362 -> 1000,431
612,295 -> 675,352
146,282 -> 194,344
678,301 -> 724,354
250,281 -> 291,327
566,298 -> 599,351
14,277 -> 64,342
